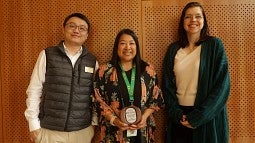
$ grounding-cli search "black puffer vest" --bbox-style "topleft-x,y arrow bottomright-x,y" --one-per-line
39,43 -> 96,131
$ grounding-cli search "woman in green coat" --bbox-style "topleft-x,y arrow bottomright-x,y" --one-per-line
162,2 -> 231,143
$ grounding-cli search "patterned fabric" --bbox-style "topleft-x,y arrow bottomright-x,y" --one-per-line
94,62 -> 163,143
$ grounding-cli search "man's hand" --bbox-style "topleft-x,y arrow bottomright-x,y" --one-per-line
30,128 -> 41,142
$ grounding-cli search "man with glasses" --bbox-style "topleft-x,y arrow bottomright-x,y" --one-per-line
25,13 -> 98,143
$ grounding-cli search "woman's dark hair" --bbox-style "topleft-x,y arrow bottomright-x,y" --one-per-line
178,2 -> 211,47
63,13 -> 91,32
110,28 -> 146,76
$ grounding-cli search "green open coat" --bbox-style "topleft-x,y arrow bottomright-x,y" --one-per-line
162,37 -> 230,143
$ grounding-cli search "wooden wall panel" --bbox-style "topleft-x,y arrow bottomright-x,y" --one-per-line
0,0 -> 255,143
0,0 -> 3,142
0,0 -> 4,141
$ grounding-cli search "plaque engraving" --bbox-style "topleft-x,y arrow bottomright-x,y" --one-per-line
120,105 -> 141,125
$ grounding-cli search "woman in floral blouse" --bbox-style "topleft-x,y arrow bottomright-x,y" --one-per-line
94,28 -> 164,143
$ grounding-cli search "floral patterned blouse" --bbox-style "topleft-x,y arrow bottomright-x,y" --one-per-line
93,62 -> 163,143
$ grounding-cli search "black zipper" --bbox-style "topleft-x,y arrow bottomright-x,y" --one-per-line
64,56 -> 78,131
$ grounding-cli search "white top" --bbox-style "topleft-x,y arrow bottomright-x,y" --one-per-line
24,43 -> 99,132
174,46 -> 201,106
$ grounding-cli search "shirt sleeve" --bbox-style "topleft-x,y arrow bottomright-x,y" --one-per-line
91,106 -> 99,126
95,61 -> 99,71
24,50 -> 46,132
91,60 -> 99,126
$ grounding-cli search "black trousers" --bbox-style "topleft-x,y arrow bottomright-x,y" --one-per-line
172,105 -> 194,143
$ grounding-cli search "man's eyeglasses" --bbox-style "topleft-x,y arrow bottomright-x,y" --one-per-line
65,22 -> 88,32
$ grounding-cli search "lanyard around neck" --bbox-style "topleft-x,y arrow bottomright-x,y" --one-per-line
119,63 -> 136,102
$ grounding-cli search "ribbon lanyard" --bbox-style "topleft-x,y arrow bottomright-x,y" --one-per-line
119,63 -> 136,103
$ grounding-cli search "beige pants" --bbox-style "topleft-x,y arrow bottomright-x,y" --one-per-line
35,125 -> 94,143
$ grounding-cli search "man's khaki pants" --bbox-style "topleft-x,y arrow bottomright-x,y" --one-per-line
35,125 -> 94,143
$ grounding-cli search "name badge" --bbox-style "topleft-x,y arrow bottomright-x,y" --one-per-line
85,67 -> 94,73
127,129 -> 137,137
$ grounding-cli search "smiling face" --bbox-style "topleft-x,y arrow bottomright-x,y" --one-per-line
117,34 -> 137,64
63,17 -> 89,47
183,6 -> 204,37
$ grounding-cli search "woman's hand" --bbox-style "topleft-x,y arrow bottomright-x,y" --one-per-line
113,118 -> 129,131
129,108 -> 154,130
180,120 -> 194,129
129,115 -> 147,130
180,115 -> 195,129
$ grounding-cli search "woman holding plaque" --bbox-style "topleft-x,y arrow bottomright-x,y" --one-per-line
162,2 -> 230,143
94,28 -> 163,143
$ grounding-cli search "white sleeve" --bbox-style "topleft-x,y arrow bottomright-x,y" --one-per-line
91,60 -> 99,126
24,50 -> 46,132
91,107 -> 98,126
95,60 -> 99,71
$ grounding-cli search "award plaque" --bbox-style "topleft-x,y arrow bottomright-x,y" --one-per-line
120,105 -> 142,125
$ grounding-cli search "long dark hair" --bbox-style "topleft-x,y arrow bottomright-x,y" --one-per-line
178,2 -> 211,48
110,28 -> 146,76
